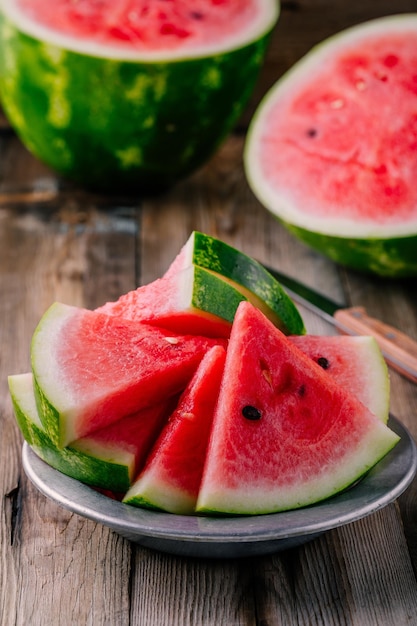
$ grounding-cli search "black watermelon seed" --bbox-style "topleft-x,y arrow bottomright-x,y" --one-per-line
317,356 -> 330,370
242,405 -> 262,421
306,128 -> 317,137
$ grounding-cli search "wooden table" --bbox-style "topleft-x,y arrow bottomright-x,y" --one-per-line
1,2 -> 417,624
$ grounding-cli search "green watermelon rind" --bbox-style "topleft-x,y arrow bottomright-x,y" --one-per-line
0,2 -> 278,191
30,303 -> 70,445
244,14 -> 417,278
123,476 -> 196,515
187,231 -> 306,334
285,223 -> 417,278
186,265 -> 248,325
8,373 -> 133,492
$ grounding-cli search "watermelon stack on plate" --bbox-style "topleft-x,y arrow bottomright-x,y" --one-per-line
9,232 -> 400,516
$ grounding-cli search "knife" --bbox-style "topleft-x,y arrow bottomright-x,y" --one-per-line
264,265 -> 417,384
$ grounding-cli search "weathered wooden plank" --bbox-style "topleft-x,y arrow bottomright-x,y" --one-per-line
129,549 -> 259,626
340,269 -> 417,577
243,0 -> 417,126
0,146 -> 139,626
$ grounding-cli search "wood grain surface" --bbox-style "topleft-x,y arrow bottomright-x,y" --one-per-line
1,1 -> 417,625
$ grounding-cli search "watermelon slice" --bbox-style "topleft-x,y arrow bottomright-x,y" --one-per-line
176,231 -> 305,335
196,302 -> 400,515
124,345 -> 226,515
97,231 -> 305,337
97,264 -> 244,338
289,335 -> 389,423
8,373 -> 174,492
244,15 -> 417,277
31,302 -> 226,447
0,0 -> 278,191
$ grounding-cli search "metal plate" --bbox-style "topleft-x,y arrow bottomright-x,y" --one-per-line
22,415 -> 417,559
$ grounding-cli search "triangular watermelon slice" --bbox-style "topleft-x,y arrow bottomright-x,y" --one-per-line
96,231 -> 305,337
124,345 -> 226,514
289,335 -> 389,423
31,302 -> 226,447
96,265 -> 238,338
8,373 -> 174,493
196,302 -> 400,515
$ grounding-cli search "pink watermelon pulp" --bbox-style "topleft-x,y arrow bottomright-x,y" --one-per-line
196,302 -> 399,515
96,230 -> 305,337
289,335 -> 389,423
31,302 -> 226,447
16,0 -> 264,55
244,15 -> 417,276
96,266 -> 233,338
124,345 -> 226,514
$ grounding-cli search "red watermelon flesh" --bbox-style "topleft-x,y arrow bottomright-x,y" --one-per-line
31,302 -> 226,447
17,0 -> 262,53
9,371 -> 175,492
73,396 -> 177,482
196,302 -> 400,515
124,345 -> 226,514
96,243 -> 232,337
250,22 -> 417,232
96,231 -> 305,338
96,267 -> 232,338
289,335 -> 389,422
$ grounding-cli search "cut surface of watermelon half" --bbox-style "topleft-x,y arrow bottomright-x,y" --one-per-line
124,345 -> 226,515
196,302 -> 400,515
244,15 -> 417,277
97,231 -> 305,337
31,302 -> 226,447
0,0 -> 279,192
9,373 -> 173,492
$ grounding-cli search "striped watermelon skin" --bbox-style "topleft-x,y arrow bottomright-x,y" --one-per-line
0,3 -> 277,192
284,224 -> 417,278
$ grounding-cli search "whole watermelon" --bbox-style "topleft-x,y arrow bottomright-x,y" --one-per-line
0,0 -> 279,192
244,15 -> 417,278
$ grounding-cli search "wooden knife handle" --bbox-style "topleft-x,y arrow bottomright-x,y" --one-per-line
334,306 -> 417,384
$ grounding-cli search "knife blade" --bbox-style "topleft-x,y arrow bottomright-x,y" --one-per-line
265,264 -> 417,384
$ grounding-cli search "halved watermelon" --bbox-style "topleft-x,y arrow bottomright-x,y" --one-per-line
244,15 -> 417,277
31,302 -> 225,446
196,302 -> 399,515
97,231 -> 305,337
124,345 -> 226,515
0,0 -> 279,191
289,335 -> 389,422
9,372 -> 174,492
